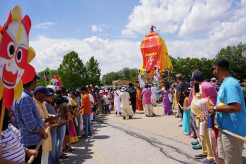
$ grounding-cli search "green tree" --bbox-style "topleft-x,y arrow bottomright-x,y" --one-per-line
171,56 -> 214,81
37,71 -> 46,86
101,43 -> 246,84
86,56 -> 102,86
130,68 -> 138,82
102,72 -> 120,85
121,67 -> 131,80
57,51 -> 87,89
102,67 -> 138,85
215,42 -> 246,80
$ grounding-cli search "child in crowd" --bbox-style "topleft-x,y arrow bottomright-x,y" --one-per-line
181,90 -> 190,135
171,83 -> 177,110
0,105 -> 38,163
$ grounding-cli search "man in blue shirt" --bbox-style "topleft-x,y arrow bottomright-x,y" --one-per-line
209,59 -> 246,164
14,67 -> 48,164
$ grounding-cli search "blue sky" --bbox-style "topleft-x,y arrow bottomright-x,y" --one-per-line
1,0 -> 246,75
0,0 -> 140,40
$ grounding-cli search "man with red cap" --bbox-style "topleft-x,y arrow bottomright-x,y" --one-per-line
14,66 -> 48,164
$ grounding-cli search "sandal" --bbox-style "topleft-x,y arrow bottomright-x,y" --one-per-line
59,154 -> 68,159
68,148 -> 75,153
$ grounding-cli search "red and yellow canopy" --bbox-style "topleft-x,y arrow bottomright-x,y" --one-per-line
140,29 -> 172,74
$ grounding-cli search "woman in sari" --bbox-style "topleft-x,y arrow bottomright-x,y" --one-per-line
136,86 -> 143,111
201,82 -> 220,164
69,98 -> 79,144
162,83 -> 173,115
191,81 -> 219,163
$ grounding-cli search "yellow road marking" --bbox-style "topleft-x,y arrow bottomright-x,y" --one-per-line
88,147 -> 105,164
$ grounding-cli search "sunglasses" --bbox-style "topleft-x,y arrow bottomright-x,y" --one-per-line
212,67 -> 216,71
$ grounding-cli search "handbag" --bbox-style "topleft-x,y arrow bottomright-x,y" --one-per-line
57,118 -> 66,127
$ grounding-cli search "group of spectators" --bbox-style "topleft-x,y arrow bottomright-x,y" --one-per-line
1,58 -> 246,164
154,59 -> 246,164
111,58 -> 246,164
0,67 -> 110,164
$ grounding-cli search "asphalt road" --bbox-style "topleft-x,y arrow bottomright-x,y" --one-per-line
62,115 -> 204,164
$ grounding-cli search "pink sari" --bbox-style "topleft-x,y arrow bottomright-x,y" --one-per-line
202,82 -> 220,164
70,121 -> 78,143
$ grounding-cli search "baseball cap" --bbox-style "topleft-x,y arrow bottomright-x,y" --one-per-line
33,86 -> 52,95
46,87 -> 55,94
22,64 -> 40,84
192,72 -> 203,82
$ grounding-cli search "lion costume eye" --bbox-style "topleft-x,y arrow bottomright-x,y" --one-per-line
7,41 -> 15,58
16,49 -> 23,63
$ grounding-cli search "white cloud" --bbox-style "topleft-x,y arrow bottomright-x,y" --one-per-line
29,0 -> 246,78
91,24 -> 109,32
33,22 -> 56,29
121,0 -> 192,36
210,17 -> 246,42
121,0 -> 246,58
29,33 -> 246,79
29,36 -> 142,76
122,0 -> 246,39
92,25 -> 103,32
179,0 -> 232,37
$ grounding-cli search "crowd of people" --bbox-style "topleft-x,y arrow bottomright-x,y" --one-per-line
0,67 -> 114,164
110,58 -> 246,164
133,58 -> 246,164
1,58 -> 246,164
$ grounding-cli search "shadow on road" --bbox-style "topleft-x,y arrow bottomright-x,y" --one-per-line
129,117 -> 142,120
62,114 -> 110,163
62,140 -> 95,163
92,135 -> 110,139
152,115 -> 163,117
243,156 -> 246,163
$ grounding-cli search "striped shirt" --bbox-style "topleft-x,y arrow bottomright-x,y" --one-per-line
0,124 -> 25,162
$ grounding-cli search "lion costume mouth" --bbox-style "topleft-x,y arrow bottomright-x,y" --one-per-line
2,64 -> 17,87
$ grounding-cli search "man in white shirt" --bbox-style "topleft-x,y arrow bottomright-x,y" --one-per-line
153,67 -> 160,84
114,87 -> 122,116
138,70 -> 145,88
88,89 -> 95,121
151,84 -> 157,106
103,90 -> 111,114
119,87 -> 132,119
